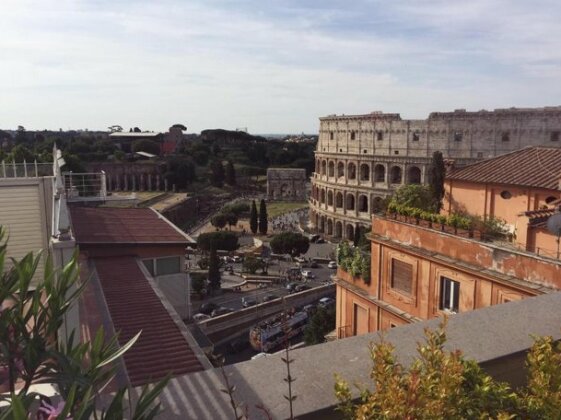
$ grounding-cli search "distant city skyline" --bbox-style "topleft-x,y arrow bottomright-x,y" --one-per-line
2,0 -> 561,133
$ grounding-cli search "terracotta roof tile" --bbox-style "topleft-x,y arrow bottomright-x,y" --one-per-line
70,207 -> 188,244
448,147 -> 561,190
94,256 -> 203,386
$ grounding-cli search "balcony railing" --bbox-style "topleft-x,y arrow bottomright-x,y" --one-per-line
0,160 -> 53,178
63,172 -> 107,201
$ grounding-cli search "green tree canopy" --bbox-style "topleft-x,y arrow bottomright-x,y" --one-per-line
197,231 -> 239,252
304,306 -> 336,345
270,232 -> 309,256
132,139 -> 161,155
210,213 -> 227,230
335,320 -> 561,419
165,156 -> 196,189
390,184 -> 436,212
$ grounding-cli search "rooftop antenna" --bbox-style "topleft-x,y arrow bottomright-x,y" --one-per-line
546,212 -> 561,259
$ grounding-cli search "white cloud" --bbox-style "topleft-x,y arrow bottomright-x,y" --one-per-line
0,0 -> 560,133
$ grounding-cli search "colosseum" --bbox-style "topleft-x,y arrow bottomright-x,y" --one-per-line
309,106 -> 561,240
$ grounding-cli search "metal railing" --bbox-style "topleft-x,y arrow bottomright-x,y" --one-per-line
0,160 -> 53,178
338,325 -> 352,339
62,171 -> 107,201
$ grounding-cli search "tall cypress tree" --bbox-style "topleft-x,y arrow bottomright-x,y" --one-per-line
225,160 -> 236,186
250,200 -> 259,234
207,243 -> 221,292
258,199 -> 268,235
428,151 -> 446,211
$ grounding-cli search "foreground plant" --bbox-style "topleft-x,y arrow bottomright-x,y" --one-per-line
335,319 -> 561,419
0,227 -> 167,418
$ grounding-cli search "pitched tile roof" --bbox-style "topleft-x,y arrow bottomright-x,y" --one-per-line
523,207 -> 561,228
448,147 -> 561,190
94,256 -> 204,386
70,207 -> 189,244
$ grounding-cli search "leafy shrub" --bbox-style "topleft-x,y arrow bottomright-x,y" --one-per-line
270,232 -> 310,256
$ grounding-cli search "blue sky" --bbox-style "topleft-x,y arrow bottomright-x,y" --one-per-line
1,0 -> 560,133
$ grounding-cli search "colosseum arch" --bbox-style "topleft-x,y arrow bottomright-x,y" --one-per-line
372,196 -> 384,212
335,221 -> 343,238
335,192 -> 343,208
327,190 -> 334,206
346,193 -> 355,210
321,160 -> 326,175
327,219 -> 333,235
374,164 -> 386,182
358,194 -> 368,212
337,162 -> 345,178
347,163 -> 356,180
328,161 -> 335,177
390,166 -> 402,184
408,166 -> 421,184
320,189 -> 326,204
346,224 -> 355,240
319,216 -> 326,233
360,163 -> 370,181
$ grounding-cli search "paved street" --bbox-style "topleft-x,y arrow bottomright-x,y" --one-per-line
191,259 -> 336,314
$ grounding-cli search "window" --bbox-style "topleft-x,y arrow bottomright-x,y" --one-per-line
350,131 -> 356,140
377,131 -> 383,141
330,131 -> 334,140
391,259 -> 412,294
143,256 -> 181,276
363,149 -> 367,154
501,132 -> 510,142
545,196 -> 558,204
412,132 -> 420,141
500,190 -> 512,200
551,131 -> 560,142
477,152 -> 483,158
394,150 -> 399,155
454,131 -> 463,142
440,277 -> 460,313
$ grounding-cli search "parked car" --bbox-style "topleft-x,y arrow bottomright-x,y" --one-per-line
327,261 -> 337,269
301,270 -> 315,279
211,307 -> 234,317
310,261 -> 319,268
229,338 -> 249,354
286,282 -> 298,293
251,352 -> 269,360
294,256 -> 306,263
316,238 -> 326,244
242,297 -> 258,308
232,255 -> 243,263
193,313 -> 211,322
303,304 -> 317,314
318,297 -> 335,308
263,294 -> 279,302
295,284 -> 311,293
199,302 -> 219,315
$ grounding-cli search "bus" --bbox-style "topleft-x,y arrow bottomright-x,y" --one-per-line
249,311 -> 309,352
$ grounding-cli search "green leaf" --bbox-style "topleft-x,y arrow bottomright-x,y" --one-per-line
98,330 -> 142,368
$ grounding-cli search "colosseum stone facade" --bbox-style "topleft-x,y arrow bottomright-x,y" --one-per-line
309,107 -> 561,240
